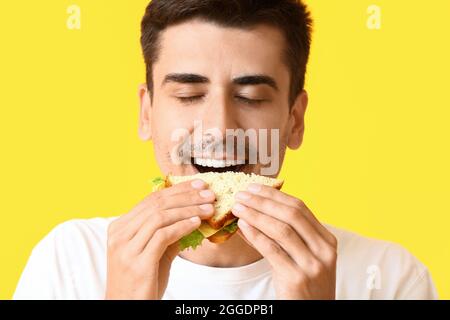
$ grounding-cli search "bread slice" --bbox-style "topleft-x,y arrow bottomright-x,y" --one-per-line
166,172 -> 283,244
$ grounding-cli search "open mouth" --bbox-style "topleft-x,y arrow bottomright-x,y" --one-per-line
191,157 -> 247,173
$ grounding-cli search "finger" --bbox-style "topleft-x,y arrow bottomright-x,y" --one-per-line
247,183 -> 301,208
141,216 -> 202,261
109,179 -> 209,234
133,179 -> 209,216
237,219 -> 298,272
292,201 -> 338,248
119,196 -> 215,243
237,188 -> 336,248
247,184 -> 336,246
236,229 -> 255,249
235,191 -> 325,251
156,188 -> 215,210
111,187 -> 214,244
232,203 -> 317,268
129,204 -> 214,253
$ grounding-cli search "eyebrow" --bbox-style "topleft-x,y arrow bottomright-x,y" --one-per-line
162,73 -> 278,91
233,75 -> 279,91
162,73 -> 209,86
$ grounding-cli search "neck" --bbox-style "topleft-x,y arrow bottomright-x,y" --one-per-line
178,232 -> 262,267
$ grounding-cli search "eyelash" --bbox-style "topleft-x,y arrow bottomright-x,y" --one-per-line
177,96 -> 204,104
177,95 -> 264,105
236,96 -> 265,105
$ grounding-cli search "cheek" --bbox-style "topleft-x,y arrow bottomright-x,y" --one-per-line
258,117 -> 291,156
151,103 -> 186,138
154,94 -> 200,125
239,94 -> 290,126
239,105 -> 289,130
151,104 -> 195,156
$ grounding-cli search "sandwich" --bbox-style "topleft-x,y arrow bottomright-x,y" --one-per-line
152,172 -> 283,250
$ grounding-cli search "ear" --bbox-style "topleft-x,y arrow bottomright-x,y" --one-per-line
138,83 -> 152,141
287,90 -> 308,150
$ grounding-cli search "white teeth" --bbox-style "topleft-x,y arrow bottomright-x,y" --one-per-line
193,158 -> 245,168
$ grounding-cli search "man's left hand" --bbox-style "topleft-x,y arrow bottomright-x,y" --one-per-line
231,183 -> 337,300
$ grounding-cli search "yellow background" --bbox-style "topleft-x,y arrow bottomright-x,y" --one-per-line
1,1 -> 449,299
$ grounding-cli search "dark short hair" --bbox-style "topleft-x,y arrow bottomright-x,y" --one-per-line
140,0 -> 313,107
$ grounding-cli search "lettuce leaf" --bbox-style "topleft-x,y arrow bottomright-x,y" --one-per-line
222,220 -> 239,233
151,176 -> 166,192
179,230 -> 205,251
152,176 -> 165,185
179,220 -> 239,251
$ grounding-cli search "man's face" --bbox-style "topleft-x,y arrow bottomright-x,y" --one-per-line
139,19 -> 307,177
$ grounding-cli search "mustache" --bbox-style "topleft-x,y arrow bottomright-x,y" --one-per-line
167,125 -> 281,175
174,134 -> 258,161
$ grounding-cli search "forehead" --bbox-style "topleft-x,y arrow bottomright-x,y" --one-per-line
153,19 -> 289,85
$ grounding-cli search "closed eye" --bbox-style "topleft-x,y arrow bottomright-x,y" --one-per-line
176,95 -> 266,105
177,95 -> 204,104
235,96 -> 266,105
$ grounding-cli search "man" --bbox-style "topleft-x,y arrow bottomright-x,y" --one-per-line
14,0 -> 437,299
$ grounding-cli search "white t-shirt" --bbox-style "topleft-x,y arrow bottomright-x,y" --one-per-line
13,217 -> 438,299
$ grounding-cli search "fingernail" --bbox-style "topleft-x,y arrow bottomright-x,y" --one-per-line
247,183 -> 261,194
199,203 -> 214,213
232,202 -> 247,213
190,216 -> 200,223
235,191 -> 251,200
199,189 -> 214,198
191,179 -> 206,189
238,219 -> 249,229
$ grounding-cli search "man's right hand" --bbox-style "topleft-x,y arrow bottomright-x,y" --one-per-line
105,179 -> 215,299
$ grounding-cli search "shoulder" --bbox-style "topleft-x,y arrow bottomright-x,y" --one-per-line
325,224 -> 438,299
326,224 -> 408,256
50,216 -> 118,243
14,216 -> 119,299
325,224 -> 424,270
35,216 -> 117,253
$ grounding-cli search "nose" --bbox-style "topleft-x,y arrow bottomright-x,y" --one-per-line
201,90 -> 239,135
192,90 -> 242,159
